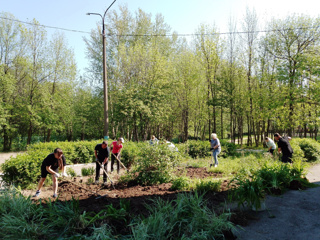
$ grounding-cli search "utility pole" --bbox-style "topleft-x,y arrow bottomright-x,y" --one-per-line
87,0 -> 117,139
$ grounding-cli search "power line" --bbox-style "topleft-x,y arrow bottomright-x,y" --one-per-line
1,16 -> 319,37
0,16 -> 91,34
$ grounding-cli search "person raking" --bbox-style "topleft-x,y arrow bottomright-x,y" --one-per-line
110,138 -> 124,174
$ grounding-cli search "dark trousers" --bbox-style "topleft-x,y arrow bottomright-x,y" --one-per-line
111,153 -> 120,174
282,154 -> 293,163
268,149 -> 275,154
95,160 -> 108,182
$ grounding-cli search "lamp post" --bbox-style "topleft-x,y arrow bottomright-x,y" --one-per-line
87,0 -> 117,139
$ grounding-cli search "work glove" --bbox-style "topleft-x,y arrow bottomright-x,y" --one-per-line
62,172 -> 68,177
54,173 -> 60,178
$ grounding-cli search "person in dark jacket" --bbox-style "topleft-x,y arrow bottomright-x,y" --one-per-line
33,148 -> 67,198
94,141 -> 109,185
274,133 -> 293,163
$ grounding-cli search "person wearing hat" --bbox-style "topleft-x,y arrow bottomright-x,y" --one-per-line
110,137 -> 124,174
94,140 -> 109,185
274,133 -> 293,163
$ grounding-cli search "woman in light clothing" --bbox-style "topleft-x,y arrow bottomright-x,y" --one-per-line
210,133 -> 221,167
265,137 -> 276,156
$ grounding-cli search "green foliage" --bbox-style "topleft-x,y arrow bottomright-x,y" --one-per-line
290,140 -> 306,161
66,167 -> 77,177
192,178 -> 222,193
292,138 -> 320,162
0,188 -> 89,239
230,159 -> 309,210
187,140 -> 211,158
257,162 -> 294,194
1,151 -> 46,188
81,167 -> 95,177
120,141 -> 146,168
131,192 -> 235,240
220,140 -> 239,157
229,175 -> 266,210
128,144 -> 182,186
27,140 -> 98,164
1,140 -> 99,187
170,176 -> 191,191
86,225 -> 114,240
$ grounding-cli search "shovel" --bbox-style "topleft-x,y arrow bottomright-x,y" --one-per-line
96,160 -> 115,189
112,153 -> 129,173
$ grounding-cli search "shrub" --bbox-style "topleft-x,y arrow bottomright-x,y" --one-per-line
192,178 -> 222,193
81,167 -> 95,176
1,151 -> 46,188
128,144 -> 182,186
170,176 -> 191,191
229,175 -> 266,210
293,138 -> 320,162
187,140 -> 210,158
120,141 -> 145,168
66,167 -> 77,177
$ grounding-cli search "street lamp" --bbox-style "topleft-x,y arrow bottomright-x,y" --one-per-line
87,0 -> 117,139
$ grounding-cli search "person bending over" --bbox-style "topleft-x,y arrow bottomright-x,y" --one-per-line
94,141 -> 109,185
33,148 -> 67,198
110,138 -> 124,174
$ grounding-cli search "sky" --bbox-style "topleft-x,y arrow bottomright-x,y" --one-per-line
1,0 -> 320,75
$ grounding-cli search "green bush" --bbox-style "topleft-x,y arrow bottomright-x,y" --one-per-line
192,178 -> 222,193
66,167 -> 77,177
120,141 -> 145,168
170,176 -> 191,191
229,175 -> 266,210
187,140 -> 211,158
81,167 -> 95,176
290,140 -> 306,161
292,138 -> 320,162
128,144 -> 182,186
1,151 -> 46,188
1,140 -> 101,187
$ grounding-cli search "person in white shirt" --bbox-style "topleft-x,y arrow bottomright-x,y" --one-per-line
265,137 -> 276,156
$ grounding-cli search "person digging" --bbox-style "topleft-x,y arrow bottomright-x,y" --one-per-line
110,138 -> 124,174
33,148 -> 68,198
94,140 -> 110,185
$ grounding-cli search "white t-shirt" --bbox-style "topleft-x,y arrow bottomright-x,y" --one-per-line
266,138 -> 276,150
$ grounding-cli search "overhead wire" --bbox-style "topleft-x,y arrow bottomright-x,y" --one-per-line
0,15 -> 319,37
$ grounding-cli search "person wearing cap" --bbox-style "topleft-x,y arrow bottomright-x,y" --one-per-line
274,133 -> 293,163
110,138 -> 124,174
33,148 -> 67,198
94,141 -> 109,185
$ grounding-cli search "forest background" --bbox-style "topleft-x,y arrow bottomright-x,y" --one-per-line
1,6 -> 320,151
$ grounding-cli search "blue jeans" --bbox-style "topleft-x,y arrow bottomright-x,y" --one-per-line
212,150 -> 221,165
